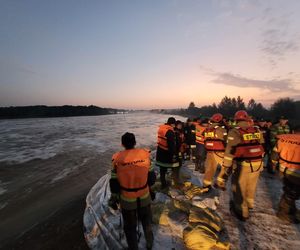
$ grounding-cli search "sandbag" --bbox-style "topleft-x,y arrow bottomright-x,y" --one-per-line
183,224 -> 230,250
189,206 -> 223,233
183,182 -> 209,199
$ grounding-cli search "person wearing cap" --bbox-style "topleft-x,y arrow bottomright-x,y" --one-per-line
216,110 -> 265,221
268,116 -> 291,173
202,113 -> 227,191
109,132 -> 156,250
271,127 -> 300,224
156,117 -> 180,188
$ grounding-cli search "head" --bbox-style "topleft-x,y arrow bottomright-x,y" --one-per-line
210,113 -> 223,123
279,116 -> 288,126
167,117 -> 176,128
121,132 -> 136,150
234,110 -> 250,122
258,118 -> 266,128
175,120 -> 183,129
186,118 -> 192,126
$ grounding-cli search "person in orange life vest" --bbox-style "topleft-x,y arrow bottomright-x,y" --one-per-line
184,118 -> 196,161
109,132 -> 156,250
174,120 -> 185,167
195,117 -> 208,173
216,110 -> 265,221
271,127 -> 300,224
202,113 -> 227,190
156,117 -> 180,188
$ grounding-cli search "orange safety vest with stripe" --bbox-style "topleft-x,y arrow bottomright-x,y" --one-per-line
234,126 -> 264,161
113,148 -> 150,199
277,134 -> 300,177
204,126 -> 225,151
157,124 -> 174,151
195,123 -> 206,144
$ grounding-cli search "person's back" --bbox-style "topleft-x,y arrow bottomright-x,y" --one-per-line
216,110 -> 264,221
109,132 -> 155,250
156,117 -> 180,188
272,132 -> 300,223
202,113 -> 227,188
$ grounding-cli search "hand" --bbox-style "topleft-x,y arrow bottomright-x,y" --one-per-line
108,195 -> 119,210
214,178 -> 226,191
150,190 -> 156,201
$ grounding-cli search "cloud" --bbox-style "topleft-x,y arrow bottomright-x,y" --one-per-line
199,66 -> 299,93
259,8 -> 299,68
211,72 -> 297,92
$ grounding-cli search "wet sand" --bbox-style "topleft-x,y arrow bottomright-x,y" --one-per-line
0,150 -> 112,249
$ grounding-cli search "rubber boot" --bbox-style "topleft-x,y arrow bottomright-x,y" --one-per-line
277,195 -> 299,223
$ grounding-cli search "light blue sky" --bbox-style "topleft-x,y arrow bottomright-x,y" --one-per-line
1,0 -> 300,108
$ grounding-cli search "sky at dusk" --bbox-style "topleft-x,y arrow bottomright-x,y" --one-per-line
1,0 -> 300,109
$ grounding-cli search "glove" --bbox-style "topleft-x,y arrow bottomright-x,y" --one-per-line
108,194 -> 119,210
214,177 -> 226,191
172,154 -> 178,163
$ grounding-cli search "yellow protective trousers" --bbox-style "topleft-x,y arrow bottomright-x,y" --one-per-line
203,151 -> 224,187
231,160 -> 263,218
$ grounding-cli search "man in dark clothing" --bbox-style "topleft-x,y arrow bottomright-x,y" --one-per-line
184,118 -> 197,162
156,117 -> 180,188
174,120 -> 184,167
109,132 -> 156,250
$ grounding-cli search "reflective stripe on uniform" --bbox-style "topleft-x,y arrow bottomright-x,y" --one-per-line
155,161 -> 180,168
280,165 -> 300,178
120,191 -> 150,202
111,172 -> 117,178
224,156 -> 233,161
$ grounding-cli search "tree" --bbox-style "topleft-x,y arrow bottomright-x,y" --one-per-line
270,98 -> 296,119
218,96 -> 246,117
188,102 -> 196,109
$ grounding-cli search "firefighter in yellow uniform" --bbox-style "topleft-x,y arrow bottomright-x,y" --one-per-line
216,110 -> 265,221
271,131 -> 300,224
202,113 -> 227,190
109,132 -> 156,250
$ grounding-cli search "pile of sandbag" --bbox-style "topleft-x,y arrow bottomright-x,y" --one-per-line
166,182 -> 230,250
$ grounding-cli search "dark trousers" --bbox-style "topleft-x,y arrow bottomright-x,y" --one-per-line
279,176 -> 300,211
122,204 -> 153,250
195,143 -> 206,171
160,167 -> 180,187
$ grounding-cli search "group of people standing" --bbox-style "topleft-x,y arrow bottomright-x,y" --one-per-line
108,111 -> 299,250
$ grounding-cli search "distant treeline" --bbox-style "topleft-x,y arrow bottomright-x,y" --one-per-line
151,96 -> 300,125
0,105 -> 127,119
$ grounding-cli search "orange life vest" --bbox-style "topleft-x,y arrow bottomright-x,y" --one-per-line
204,126 -> 225,151
157,124 -> 174,151
277,134 -> 300,175
113,148 -> 150,199
195,123 -> 206,144
234,126 -> 264,161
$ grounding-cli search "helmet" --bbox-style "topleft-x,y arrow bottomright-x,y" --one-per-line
234,110 -> 249,121
210,113 -> 223,123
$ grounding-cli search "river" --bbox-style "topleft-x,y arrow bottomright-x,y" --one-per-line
0,112 -> 183,248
